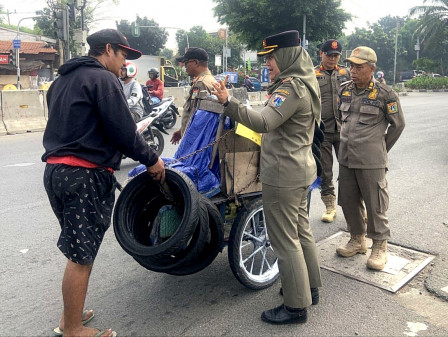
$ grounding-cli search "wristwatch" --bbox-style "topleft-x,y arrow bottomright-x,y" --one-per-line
223,95 -> 231,107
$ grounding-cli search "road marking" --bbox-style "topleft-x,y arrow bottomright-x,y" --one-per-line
2,163 -> 35,167
441,286 -> 448,294
20,249 -> 29,254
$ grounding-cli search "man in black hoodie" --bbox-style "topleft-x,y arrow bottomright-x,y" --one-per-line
42,29 -> 165,337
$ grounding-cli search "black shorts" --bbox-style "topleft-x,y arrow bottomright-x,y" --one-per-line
43,164 -> 117,265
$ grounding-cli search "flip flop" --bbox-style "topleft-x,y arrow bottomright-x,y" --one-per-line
52,310 -> 95,336
93,330 -> 117,337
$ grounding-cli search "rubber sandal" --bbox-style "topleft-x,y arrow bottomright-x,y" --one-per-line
52,310 -> 95,336
93,330 -> 117,337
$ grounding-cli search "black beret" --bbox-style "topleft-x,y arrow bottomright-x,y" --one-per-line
321,39 -> 342,55
87,29 -> 142,60
257,30 -> 301,56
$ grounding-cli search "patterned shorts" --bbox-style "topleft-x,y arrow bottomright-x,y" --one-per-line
44,164 -> 116,265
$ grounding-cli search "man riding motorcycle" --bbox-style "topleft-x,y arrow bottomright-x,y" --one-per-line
146,68 -> 164,104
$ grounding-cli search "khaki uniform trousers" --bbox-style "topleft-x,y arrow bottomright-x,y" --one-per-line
338,165 -> 390,241
320,131 -> 340,196
263,184 -> 322,308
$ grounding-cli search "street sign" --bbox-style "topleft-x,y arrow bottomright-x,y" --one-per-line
0,55 -> 8,64
13,39 -> 21,49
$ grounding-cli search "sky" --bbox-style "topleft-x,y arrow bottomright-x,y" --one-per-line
2,0 -> 425,50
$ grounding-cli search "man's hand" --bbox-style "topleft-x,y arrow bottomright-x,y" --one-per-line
211,75 -> 230,104
146,157 -> 165,183
171,129 -> 182,145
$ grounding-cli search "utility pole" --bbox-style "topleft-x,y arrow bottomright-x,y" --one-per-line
302,14 -> 307,49
393,19 -> 399,85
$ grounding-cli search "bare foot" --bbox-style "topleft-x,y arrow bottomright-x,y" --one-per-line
58,309 -> 94,331
63,326 -> 116,337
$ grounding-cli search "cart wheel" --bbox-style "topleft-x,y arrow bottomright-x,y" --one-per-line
228,198 -> 279,290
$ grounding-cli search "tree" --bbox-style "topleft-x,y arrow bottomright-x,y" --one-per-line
116,16 -> 168,55
175,26 -> 245,74
212,0 -> 351,50
160,48 -> 173,60
410,0 -> 448,75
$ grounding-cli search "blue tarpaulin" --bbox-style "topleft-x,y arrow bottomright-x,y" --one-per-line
128,109 -> 229,197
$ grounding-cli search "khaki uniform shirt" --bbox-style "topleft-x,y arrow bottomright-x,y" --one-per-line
338,79 -> 405,169
224,80 -> 316,188
314,65 -> 350,133
180,70 -> 216,135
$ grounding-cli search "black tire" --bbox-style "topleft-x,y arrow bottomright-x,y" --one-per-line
133,200 -> 210,272
167,195 -> 224,276
228,198 -> 280,290
113,168 -> 200,257
163,108 -> 177,129
143,128 -> 164,157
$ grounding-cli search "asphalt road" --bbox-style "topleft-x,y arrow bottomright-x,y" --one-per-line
1,92 -> 448,336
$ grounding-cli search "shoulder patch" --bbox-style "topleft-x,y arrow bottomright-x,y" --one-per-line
192,87 -> 199,99
339,68 -> 347,75
342,90 -> 351,96
131,92 -> 138,97
386,101 -> 398,114
269,93 -> 286,108
315,70 -> 324,76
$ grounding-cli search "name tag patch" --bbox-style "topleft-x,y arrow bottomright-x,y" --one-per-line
361,98 -> 381,107
387,101 -> 398,114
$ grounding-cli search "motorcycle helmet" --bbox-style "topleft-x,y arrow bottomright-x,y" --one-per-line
148,68 -> 159,78
125,61 -> 138,78
377,71 -> 385,79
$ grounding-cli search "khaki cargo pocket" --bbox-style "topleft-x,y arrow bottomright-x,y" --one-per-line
340,102 -> 351,122
359,105 -> 380,124
377,179 -> 389,213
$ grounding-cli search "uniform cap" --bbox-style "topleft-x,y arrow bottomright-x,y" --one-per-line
257,30 -> 301,56
87,29 -> 142,60
176,47 -> 209,63
321,39 -> 342,55
344,46 -> 377,64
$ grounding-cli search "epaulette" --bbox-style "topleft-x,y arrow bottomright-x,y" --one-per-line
340,80 -> 352,87
281,77 -> 293,83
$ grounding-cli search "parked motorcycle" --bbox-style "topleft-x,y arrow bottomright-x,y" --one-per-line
149,96 -> 179,130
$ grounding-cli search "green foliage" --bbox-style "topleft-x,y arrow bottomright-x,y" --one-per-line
160,48 -> 173,60
404,75 -> 448,89
212,0 -> 351,50
116,16 -> 168,55
175,26 -> 245,74
413,58 -> 439,72
410,0 -> 448,75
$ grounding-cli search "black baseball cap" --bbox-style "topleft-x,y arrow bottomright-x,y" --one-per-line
321,39 -> 342,55
175,47 -> 209,63
87,29 -> 142,60
257,30 -> 301,56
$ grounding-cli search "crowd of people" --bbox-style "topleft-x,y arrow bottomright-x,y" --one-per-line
42,27 -> 405,335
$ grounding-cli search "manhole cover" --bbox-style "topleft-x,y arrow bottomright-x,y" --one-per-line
317,231 -> 435,292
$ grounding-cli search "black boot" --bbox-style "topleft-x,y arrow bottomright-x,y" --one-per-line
261,304 -> 307,325
279,287 -> 319,305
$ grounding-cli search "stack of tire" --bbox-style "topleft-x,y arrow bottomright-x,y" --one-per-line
113,167 -> 224,275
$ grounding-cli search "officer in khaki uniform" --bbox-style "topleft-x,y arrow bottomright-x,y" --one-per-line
171,47 -> 217,144
336,46 -> 405,270
212,30 -> 322,325
314,39 -> 350,223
